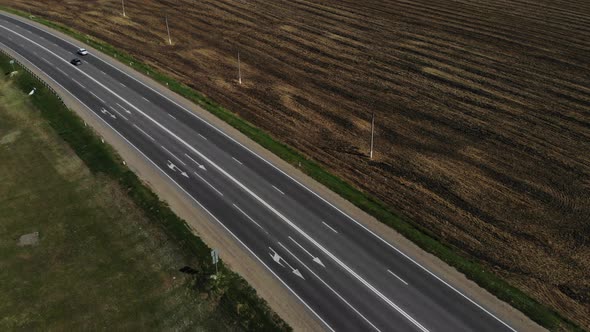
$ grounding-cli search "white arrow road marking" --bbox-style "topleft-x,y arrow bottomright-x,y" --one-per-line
184,153 -> 207,171
278,242 -> 382,331
193,172 -> 223,196
100,107 -> 116,119
289,236 -> 325,268
270,246 -> 304,279
269,247 -> 285,267
387,270 -> 408,286
109,106 -> 128,121
1,25 -> 426,331
116,103 -> 132,114
161,145 -> 186,165
166,160 -> 188,177
233,204 -> 267,233
132,124 -> 155,141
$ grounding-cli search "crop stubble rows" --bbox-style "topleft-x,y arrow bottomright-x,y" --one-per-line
5,0 -> 590,328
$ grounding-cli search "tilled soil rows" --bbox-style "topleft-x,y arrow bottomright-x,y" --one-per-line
6,0 -> 589,328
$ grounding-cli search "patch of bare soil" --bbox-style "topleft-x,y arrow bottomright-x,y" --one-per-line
5,0 -> 590,328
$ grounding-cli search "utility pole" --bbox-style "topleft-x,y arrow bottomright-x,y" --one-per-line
121,0 -> 126,17
237,50 -> 242,84
370,112 -> 375,160
165,15 -> 172,45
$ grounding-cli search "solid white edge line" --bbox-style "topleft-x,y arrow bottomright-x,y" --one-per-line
278,242 -> 381,332
232,204 -> 266,232
387,270 -> 409,286
193,171 -> 224,197
2,16 -> 516,331
160,145 -> 186,165
0,44 -> 335,332
322,221 -> 338,234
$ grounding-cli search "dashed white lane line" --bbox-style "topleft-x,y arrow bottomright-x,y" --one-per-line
88,91 -> 105,103
387,270 -> 409,286
120,82 -> 126,87
100,70 -> 106,75
198,133 -> 207,140
167,113 -> 176,120
161,145 -> 186,165
116,103 -> 132,114
233,204 -> 267,233
40,57 -> 51,64
194,171 -> 224,196
278,241 -> 382,332
74,80 -> 86,89
322,221 -> 338,234
142,96 -> 149,102
232,157 -> 243,165
54,67 -> 68,77
109,106 -> 128,121
133,124 -> 155,141
272,185 -> 285,195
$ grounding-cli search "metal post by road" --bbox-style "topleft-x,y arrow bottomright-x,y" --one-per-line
211,249 -> 219,276
165,15 -> 172,45
370,112 -> 375,159
238,50 -> 242,84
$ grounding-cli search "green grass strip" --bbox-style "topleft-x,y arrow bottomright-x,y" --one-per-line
0,7 -> 583,331
0,48 -> 289,332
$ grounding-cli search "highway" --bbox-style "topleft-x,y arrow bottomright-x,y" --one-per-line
0,12 -> 517,331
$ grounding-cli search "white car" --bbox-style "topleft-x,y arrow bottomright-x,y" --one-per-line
77,48 -> 89,56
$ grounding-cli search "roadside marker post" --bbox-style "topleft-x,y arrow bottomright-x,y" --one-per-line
237,50 -> 242,84
370,112 -> 375,160
165,15 -> 172,45
211,248 -> 219,276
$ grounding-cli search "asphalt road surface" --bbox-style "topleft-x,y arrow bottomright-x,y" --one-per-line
0,12 -> 518,332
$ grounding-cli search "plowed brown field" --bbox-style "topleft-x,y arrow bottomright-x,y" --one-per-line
5,0 -> 590,328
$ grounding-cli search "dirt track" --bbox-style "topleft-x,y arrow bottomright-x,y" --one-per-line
8,0 -> 590,328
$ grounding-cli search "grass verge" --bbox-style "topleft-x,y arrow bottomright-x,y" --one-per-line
0,7 -> 582,331
0,48 -> 289,331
